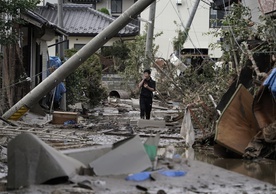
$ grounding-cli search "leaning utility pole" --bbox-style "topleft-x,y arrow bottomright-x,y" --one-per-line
175,0 -> 200,56
185,0 -> 200,33
58,0 -> 64,60
144,1 -> 156,69
58,0 -> 66,111
3,0 -> 156,120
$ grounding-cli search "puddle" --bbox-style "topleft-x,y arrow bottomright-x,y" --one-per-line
195,148 -> 276,186
174,147 -> 276,185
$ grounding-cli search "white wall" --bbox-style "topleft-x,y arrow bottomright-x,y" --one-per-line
242,0 -> 261,24
47,36 -> 135,56
96,0 -> 134,14
140,0 -> 223,59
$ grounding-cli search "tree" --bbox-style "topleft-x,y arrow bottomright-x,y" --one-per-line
208,3 -> 276,77
65,49 -> 107,108
0,0 -> 38,46
118,31 -> 161,95
98,8 -> 110,15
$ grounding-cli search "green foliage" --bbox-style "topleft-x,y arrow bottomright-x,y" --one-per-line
98,8 -> 110,15
102,31 -> 161,95
208,3 -> 276,63
65,49 -> 107,107
172,22 -> 188,52
121,32 -> 161,93
0,0 -> 39,45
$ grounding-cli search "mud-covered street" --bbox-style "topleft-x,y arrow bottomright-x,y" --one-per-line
0,98 -> 275,193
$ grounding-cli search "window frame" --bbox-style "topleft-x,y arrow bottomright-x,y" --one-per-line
111,0 -> 123,14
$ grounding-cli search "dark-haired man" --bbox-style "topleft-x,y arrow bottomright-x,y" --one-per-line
138,69 -> 156,119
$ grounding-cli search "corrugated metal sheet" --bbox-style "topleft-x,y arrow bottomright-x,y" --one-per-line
36,3 -> 139,37
259,0 -> 276,14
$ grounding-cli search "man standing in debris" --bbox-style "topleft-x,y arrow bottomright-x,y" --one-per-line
138,69 -> 156,119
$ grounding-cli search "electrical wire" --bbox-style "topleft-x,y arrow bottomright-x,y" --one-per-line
155,0 -> 170,19
0,67 -> 51,91
169,0 -> 216,62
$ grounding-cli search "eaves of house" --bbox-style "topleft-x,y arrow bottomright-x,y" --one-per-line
35,3 -> 139,37
21,9 -> 67,36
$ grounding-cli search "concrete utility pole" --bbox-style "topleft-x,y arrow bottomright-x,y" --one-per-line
175,0 -> 200,56
58,0 -> 66,111
58,0 -> 64,60
3,0 -> 156,120
185,0 -> 200,31
144,1 -> 156,69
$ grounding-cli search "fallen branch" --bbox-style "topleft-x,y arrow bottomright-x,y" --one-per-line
242,42 -> 268,78
104,132 -> 184,140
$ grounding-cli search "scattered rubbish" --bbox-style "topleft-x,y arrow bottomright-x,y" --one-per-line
61,145 -> 112,166
215,84 -> 260,156
77,179 -> 106,190
77,180 -> 94,190
159,170 -> 187,177
131,98 -> 140,109
126,172 -> 151,181
144,133 -> 160,161
89,135 -> 152,176
64,120 -> 77,125
164,145 -> 176,159
180,108 -> 195,147
136,185 -> 148,191
7,133 -> 85,190
52,111 -> 78,125
126,170 -> 187,181
21,112 -> 52,127
137,119 -> 166,128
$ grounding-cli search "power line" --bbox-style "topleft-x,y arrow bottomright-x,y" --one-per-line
169,0 -> 216,62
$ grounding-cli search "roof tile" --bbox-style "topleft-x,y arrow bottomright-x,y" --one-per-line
36,3 -> 139,37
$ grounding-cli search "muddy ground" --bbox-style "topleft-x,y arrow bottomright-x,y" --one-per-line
0,99 -> 275,193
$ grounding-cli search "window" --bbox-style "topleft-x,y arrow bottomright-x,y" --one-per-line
111,0 -> 122,14
74,44 -> 85,50
66,0 -> 97,4
209,8 -> 225,28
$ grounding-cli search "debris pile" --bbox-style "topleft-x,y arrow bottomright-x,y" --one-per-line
215,67 -> 276,159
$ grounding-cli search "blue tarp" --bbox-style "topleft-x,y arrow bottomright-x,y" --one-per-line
48,56 -> 66,103
263,68 -> 276,98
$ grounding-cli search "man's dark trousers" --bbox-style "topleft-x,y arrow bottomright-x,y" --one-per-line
140,96 -> 152,119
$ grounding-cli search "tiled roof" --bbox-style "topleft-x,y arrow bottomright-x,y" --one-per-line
36,3 -> 139,37
21,9 -> 67,36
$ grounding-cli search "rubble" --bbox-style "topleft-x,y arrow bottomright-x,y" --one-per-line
0,91 -> 274,192
61,145 -> 112,166
137,119 -> 166,128
52,111 -> 79,125
215,84 -> 260,155
89,135 -> 152,176
7,133 -> 85,190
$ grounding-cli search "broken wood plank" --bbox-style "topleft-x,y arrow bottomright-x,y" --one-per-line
0,127 -> 84,141
104,132 -> 184,140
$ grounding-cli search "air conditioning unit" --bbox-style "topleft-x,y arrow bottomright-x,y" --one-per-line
176,0 -> 182,5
